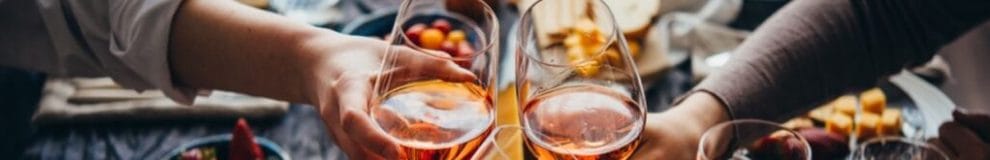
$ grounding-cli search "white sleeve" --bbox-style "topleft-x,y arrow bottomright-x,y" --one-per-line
36,0 -> 199,104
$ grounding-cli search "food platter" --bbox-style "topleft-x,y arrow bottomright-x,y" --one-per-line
844,71 -> 955,140
780,71 -> 955,159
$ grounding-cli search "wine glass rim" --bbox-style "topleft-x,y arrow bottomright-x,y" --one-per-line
696,119 -> 813,160
393,0 -> 498,61
516,0 -> 622,68
856,136 -> 950,159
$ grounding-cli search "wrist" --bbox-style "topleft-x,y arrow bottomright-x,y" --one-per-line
295,29 -> 344,106
668,92 -> 730,135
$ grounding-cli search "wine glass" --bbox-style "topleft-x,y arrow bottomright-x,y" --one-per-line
515,0 -> 647,159
369,0 -> 499,159
854,137 -> 948,160
697,119 -> 812,160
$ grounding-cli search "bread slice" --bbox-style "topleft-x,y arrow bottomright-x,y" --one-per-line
516,0 -> 587,48
603,0 -> 660,39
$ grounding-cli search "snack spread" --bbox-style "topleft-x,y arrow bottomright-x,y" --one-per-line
779,87 -> 904,159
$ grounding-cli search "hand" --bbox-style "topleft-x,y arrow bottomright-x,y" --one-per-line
302,34 -> 476,159
632,93 -> 729,160
929,110 -> 990,160
632,113 -> 706,159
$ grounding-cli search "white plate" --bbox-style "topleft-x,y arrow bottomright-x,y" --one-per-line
888,70 -> 955,139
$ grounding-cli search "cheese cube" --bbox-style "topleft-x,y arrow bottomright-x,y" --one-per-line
855,113 -> 881,139
833,95 -> 858,115
877,108 -> 902,136
808,105 -> 834,122
825,114 -> 853,135
860,88 -> 886,114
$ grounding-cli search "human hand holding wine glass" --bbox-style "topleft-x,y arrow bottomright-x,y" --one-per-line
305,34 -> 477,159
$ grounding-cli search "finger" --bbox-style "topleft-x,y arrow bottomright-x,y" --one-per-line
325,116 -> 365,159
394,46 -> 478,82
334,76 -> 402,159
313,83 -> 367,159
953,110 -> 990,141
342,111 -> 402,159
938,122 -> 989,158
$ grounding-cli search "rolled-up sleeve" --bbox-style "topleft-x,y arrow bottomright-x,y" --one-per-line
35,0 -> 197,104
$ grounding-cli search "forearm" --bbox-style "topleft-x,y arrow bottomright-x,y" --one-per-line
694,0 -> 990,122
168,0 -> 334,104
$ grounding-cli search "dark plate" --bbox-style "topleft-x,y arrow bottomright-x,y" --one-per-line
341,9 -> 398,37
165,134 -> 290,160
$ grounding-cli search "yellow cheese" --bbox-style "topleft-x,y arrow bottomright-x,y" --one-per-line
563,18 -> 608,77
860,88 -> 886,114
825,114 -> 853,135
855,113 -> 881,139
877,108 -> 902,136
833,95 -> 858,115
808,105 -> 834,122
782,117 -> 815,130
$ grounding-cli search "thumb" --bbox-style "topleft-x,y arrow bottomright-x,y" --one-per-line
938,121 -> 990,159
953,110 -> 990,141
342,111 -> 402,159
